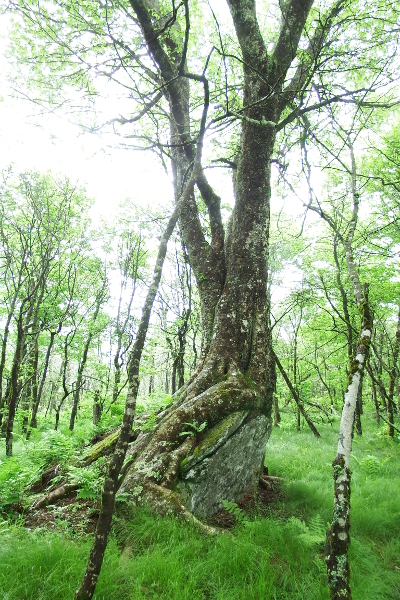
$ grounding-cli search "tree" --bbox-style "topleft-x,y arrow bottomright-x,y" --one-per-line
0,171 -> 93,454
6,1 -> 400,597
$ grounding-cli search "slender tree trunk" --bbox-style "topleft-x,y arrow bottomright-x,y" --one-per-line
371,377 -> 380,426
273,395 -> 281,427
112,362 -> 121,404
273,350 -> 320,437
148,355 -> 154,395
69,289 -> 104,431
93,391 -> 102,425
23,336 -> 39,436
0,378 -> 11,438
326,284 -> 372,599
55,336 -> 71,430
165,353 -> 170,394
354,374 -> 363,436
46,359 -> 64,417
375,334 -> 387,409
0,308 -> 16,428
29,326 -> 59,432
5,310 -> 24,456
386,292 -> 400,437
171,356 -> 178,395
74,152 -> 195,600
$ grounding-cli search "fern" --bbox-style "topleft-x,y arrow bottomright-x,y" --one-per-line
360,455 -> 382,474
221,499 -> 246,523
288,514 -> 326,547
179,421 -> 207,437
67,461 -> 104,499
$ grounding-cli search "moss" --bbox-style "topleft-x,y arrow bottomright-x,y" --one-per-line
349,360 -> 359,375
242,371 -> 256,389
180,412 -> 247,475
200,413 -> 243,453
79,430 -> 119,466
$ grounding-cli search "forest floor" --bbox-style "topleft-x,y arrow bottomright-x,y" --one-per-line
0,405 -> 399,599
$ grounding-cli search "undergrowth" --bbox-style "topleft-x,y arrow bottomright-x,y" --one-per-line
0,405 -> 399,599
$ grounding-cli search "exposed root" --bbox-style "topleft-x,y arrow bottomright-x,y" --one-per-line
119,375 -> 260,497
259,477 -> 272,490
28,461 -> 62,493
141,482 -> 225,536
259,476 -> 282,491
32,483 -> 80,509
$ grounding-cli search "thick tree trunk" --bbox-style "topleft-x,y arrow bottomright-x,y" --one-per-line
118,92 -> 278,516
117,0 -> 321,519
119,106 -> 281,519
74,1 -> 348,597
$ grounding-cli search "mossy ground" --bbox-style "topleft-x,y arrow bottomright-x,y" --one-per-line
0,407 -> 399,599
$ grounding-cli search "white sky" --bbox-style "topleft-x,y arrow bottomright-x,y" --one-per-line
0,11 -> 310,313
0,20 -> 174,224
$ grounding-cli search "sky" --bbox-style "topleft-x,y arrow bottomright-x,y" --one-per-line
0,17 -> 174,224
0,10 -> 305,311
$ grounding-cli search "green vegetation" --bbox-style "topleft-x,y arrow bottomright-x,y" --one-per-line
1,410 -> 399,599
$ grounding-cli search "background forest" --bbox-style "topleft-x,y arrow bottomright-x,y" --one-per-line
0,0 -> 400,599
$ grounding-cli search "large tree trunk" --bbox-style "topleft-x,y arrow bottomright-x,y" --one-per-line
119,154 -> 276,511
75,1 -> 349,597
118,0 -> 329,518
117,28 -> 278,515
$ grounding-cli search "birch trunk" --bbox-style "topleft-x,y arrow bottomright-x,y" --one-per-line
326,285 -> 372,599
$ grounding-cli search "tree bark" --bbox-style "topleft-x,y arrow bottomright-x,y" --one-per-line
386,291 -> 400,437
371,377 -> 380,426
93,391 -> 102,426
273,395 -> 281,427
5,310 -> 24,456
354,374 -> 363,436
74,144 -> 198,600
115,0 -> 343,517
22,335 -> 39,435
28,326 -> 59,434
326,284 -> 372,599
69,286 -> 104,431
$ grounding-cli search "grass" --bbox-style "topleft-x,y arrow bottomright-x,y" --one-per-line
0,407 -> 399,599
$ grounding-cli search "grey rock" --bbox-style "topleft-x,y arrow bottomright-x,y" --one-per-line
177,411 -> 271,518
